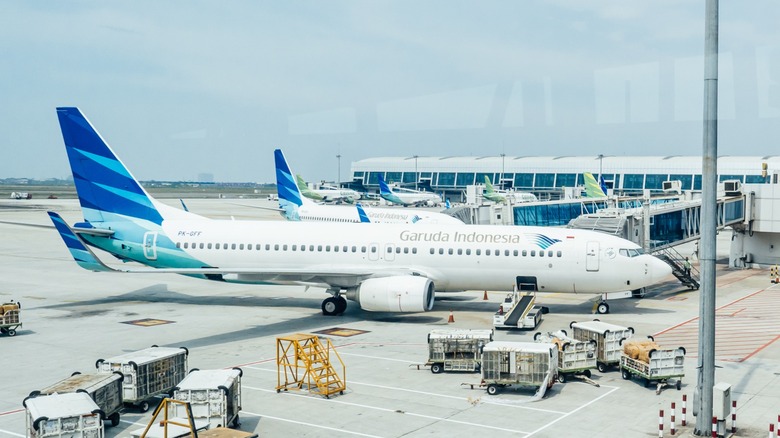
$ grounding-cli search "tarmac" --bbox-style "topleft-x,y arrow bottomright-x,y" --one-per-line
0,198 -> 778,438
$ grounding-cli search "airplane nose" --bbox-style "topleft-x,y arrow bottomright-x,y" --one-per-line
650,255 -> 673,284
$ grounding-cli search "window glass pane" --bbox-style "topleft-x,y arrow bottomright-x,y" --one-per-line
535,173 -> 554,188
514,173 -> 534,189
437,172 -> 456,186
555,173 -> 576,187
456,173 -> 475,186
624,174 -> 645,189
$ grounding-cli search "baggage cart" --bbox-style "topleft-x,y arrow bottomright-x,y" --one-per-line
620,346 -> 685,394
171,368 -> 243,429
33,371 -> 124,427
0,301 -> 21,337
534,330 -> 597,383
96,346 -> 188,412
24,392 -> 104,438
418,329 -> 493,374
569,320 -> 634,372
477,341 -> 557,396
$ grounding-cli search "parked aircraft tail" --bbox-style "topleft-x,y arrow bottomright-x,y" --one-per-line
583,172 -> 607,197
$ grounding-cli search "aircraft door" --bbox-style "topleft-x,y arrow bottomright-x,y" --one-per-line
143,232 -> 158,260
368,243 -> 379,261
586,241 -> 599,272
384,244 -> 396,261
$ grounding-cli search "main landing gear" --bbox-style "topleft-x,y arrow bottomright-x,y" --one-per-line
322,289 -> 348,316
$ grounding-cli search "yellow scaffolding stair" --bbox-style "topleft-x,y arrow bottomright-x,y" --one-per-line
275,333 -> 346,398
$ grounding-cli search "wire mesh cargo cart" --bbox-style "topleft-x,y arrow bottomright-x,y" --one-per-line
0,301 -> 21,337
534,330 -> 597,384
413,329 -> 493,374
569,320 -> 634,373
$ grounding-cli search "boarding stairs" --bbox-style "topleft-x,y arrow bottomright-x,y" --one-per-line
653,247 -> 700,290
276,333 -> 346,398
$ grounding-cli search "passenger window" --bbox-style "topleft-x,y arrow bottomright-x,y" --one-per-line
215,243 -> 220,249
283,244 -> 288,251
343,246 -> 348,252
476,249 -> 481,255
335,246 -> 340,252
199,243 -> 204,249
396,247 -> 401,254
466,249 -> 471,255
457,249 -> 462,255
183,242 -> 188,249
438,248 -> 444,255
540,251 -> 544,257
486,249 -> 491,256
301,245 -> 306,252
504,250 -> 509,256
531,250 -> 536,256
522,250 -> 527,256
176,242 -> 181,248
318,245 -> 323,251
309,245 -> 314,251
430,248 -> 435,255
495,249 -> 500,256
557,251 -> 562,257
256,244 -> 261,250
231,243 -> 237,250
352,246 -> 357,252
448,248 -> 453,255
412,248 -> 417,254
239,244 -> 245,250
326,245 -> 331,252
292,245 -> 297,251
548,250 -> 553,257
361,246 -> 367,253
371,246 -> 377,253
274,244 -> 279,251
513,250 -> 518,256
404,247 -> 409,254
265,244 -> 271,250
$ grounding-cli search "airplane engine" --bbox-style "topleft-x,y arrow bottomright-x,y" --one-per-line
347,276 -> 435,312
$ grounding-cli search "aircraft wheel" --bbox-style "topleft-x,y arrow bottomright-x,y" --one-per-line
335,296 -> 348,315
597,302 -> 610,314
322,297 -> 339,316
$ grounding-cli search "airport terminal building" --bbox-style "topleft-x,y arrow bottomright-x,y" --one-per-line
348,155 -> 779,198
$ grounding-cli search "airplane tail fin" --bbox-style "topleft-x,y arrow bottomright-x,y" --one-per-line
377,174 -> 393,195
484,176 -> 496,193
599,175 -> 608,196
445,199 -> 451,209
583,172 -> 607,197
356,203 -> 371,223
274,149 -> 305,208
56,107 -> 181,225
296,174 -> 324,201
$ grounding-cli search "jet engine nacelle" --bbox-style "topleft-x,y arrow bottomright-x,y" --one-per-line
347,276 -> 435,312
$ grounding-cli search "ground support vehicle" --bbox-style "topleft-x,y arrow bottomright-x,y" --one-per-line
620,347 -> 685,394
171,368 -> 243,429
470,342 -> 557,397
24,392 -> 104,438
0,301 -> 21,337
32,371 -> 124,427
413,329 -> 493,374
570,320 -> 634,372
96,346 -> 188,412
492,291 -> 543,330
534,330 -> 598,384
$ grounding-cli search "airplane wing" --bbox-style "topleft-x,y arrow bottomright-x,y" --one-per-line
48,211 -> 434,288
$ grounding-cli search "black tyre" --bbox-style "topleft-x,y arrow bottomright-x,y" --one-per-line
231,414 -> 240,428
321,297 -> 339,316
647,335 -> 654,341
109,412 -> 120,427
430,363 -> 443,374
557,373 -> 566,383
486,384 -> 499,395
597,362 -> 608,373
533,332 -> 541,341
676,380 -> 682,391
569,321 -> 576,329
560,329 -> 567,337
335,296 -> 348,314
621,369 -> 630,380
7,329 -> 16,337
643,378 -> 651,388
583,369 -> 592,378
597,302 -> 609,314
139,401 -> 150,413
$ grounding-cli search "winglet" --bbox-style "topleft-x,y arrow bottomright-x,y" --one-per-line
356,203 -> 371,223
47,211 -> 116,272
583,172 -> 607,197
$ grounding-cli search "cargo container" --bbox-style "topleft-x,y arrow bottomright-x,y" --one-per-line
480,341 -> 557,396
620,346 -> 685,394
171,368 -> 243,429
424,329 -> 493,373
96,346 -> 188,412
534,330 -> 596,382
569,320 -> 634,372
33,372 -> 123,427
24,392 -> 104,438
0,301 -> 21,337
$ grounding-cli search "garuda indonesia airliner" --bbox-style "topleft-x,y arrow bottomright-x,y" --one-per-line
49,107 -> 671,316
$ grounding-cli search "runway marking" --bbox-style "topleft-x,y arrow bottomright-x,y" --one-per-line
525,385 -> 620,437
244,386 -> 530,434
0,409 -> 23,417
0,429 -> 24,437
244,366 -> 565,414
653,285 -> 780,362
241,409 -> 382,437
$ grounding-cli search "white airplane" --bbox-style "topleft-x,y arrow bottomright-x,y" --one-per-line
275,149 -> 463,225
378,174 -> 442,207
49,107 -> 672,316
483,176 -> 538,204
295,174 -> 361,204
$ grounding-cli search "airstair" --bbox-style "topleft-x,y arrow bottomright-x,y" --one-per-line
275,333 -> 346,398
653,247 -> 700,290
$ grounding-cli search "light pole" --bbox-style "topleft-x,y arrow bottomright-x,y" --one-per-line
500,153 -> 506,189
598,154 -> 604,178
336,154 -> 341,187
413,155 -> 419,190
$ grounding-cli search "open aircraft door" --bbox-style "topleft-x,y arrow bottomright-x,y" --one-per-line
586,241 -> 599,272
143,231 -> 158,260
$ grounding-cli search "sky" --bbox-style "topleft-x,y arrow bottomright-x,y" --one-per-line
1,1 -> 779,183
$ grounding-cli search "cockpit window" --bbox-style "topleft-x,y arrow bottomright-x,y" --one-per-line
619,248 -> 643,258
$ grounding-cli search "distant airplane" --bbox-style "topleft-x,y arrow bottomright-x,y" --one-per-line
275,149 -> 462,225
49,107 -> 672,316
295,174 -> 360,204
483,176 -> 537,203
378,174 -> 442,207
583,172 -> 608,198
